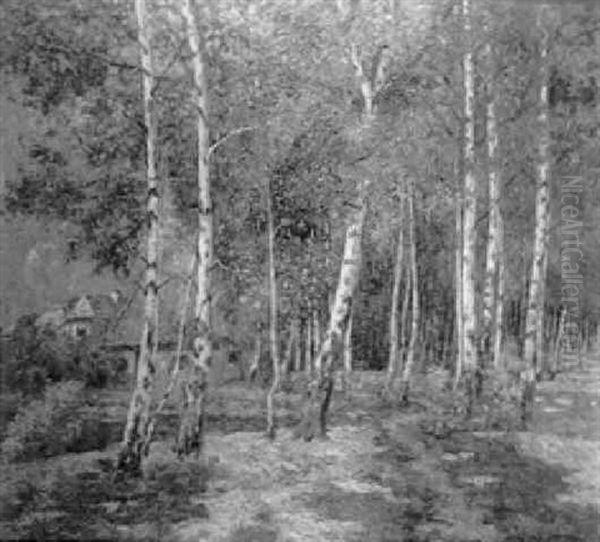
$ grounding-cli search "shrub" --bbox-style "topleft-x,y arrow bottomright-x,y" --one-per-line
0,391 -> 23,439
1,380 -> 87,462
4,317 -> 127,394
0,468 -> 42,520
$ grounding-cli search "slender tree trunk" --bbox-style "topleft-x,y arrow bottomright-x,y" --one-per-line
285,317 -> 298,374
176,0 -> 212,458
400,248 -> 411,374
461,0 -> 478,415
266,178 -> 280,438
493,219 -> 505,368
481,24 -> 500,369
522,9 -> 550,426
294,317 -> 302,372
305,305 -> 313,376
536,251 -> 548,376
296,185 -> 368,440
400,181 -> 419,403
552,308 -> 564,374
454,183 -> 464,387
117,0 -> 159,475
248,330 -> 261,382
313,309 -> 321,372
143,254 -> 196,456
385,211 -> 405,396
343,306 -> 353,372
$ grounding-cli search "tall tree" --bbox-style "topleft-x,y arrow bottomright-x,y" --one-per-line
493,217 -> 505,368
117,0 -> 160,475
454,186 -> 465,387
343,307 -> 353,374
266,176 -> 280,438
176,0 -> 212,457
305,303 -> 313,375
296,182 -> 368,440
460,0 -> 479,413
384,204 -> 405,396
481,14 -> 501,369
522,8 -> 550,422
400,180 -> 419,403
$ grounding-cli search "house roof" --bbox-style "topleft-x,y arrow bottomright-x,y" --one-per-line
64,293 -> 120,323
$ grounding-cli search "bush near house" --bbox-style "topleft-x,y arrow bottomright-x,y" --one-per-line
2,381 -> 86,462
2,312 -> 129,396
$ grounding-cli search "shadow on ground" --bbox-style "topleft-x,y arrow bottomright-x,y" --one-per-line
438,432 -> 598,541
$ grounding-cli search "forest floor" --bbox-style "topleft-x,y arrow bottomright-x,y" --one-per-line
1,356 -> 599,541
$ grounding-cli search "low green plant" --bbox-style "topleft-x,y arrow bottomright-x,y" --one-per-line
1,380 -> 86,462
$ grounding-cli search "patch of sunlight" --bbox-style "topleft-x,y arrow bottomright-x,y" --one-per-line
458,475 -> 502,488
542,406 -> 567,413
442,451 -> 475,462
278,509 -> 363,542
332,479 -> 395,501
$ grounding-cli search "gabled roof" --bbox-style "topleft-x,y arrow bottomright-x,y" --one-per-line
64,293 -> 121,323
66,295 -> 95,321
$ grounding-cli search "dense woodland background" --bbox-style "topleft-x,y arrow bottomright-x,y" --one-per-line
0,0 -> 599,358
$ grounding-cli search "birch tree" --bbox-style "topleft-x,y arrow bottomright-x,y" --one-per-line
493,218 -> 505,368
266,176 -> 280,438
460,0 -> 479,413
522,9 -> 550,423
384,196 -> 405,396
481,15 -> 501,370
305,303 -> 313,375
454,190 -> 464,387
117,0 -> 159,475
296,183 -> 368,440
176,0 -> 212,457
400,180 -> 419,403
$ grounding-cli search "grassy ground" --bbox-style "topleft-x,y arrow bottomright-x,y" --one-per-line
1,359 -> 599,541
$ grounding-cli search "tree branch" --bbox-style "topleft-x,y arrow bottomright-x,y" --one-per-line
208,126 -> 256,159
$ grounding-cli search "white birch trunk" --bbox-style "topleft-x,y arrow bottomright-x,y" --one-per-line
400,252 -> 411,372
343,308 -> 353,373
313,309 -> 321,372
297,185 -> 368,440
293,317 -> 302,372
176,0 -> 212,457
248,331 -> 261,382
400,181 -> 420,403
305,306 -> 313,376
384,208 -> 405,395
461,0 -> 478,412
118,0 -> 159,475
523,11 -> 550,374
266,178 -> 280,438
481,26 -> 500,368
455,184 -> 464,387
522,9 -> 550,425
552,308 -> 565,374
143,254 -> 196,456
535,247 -> 548,374
493,218 -> 505,368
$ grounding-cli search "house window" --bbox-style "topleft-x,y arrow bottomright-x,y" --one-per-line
76,325 -> 89,338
